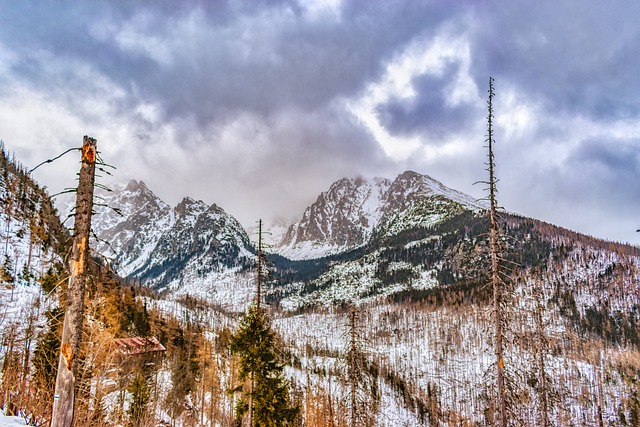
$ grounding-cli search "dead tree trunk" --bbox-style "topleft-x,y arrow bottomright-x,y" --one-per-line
533,279 -> 550,427
256,219 -> 263,310
50,136 -> 97,427
596,348 -> 605,427
349,307 -> 357,427
487,77 -> 507,427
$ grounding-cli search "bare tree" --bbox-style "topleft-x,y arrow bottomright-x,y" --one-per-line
344,305 -> 378,427
486,77 -> 507,427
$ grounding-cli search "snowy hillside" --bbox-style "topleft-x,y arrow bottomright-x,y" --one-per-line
92,180 -> 255,295
0,412 -> 27,426
2,142 -> 640,425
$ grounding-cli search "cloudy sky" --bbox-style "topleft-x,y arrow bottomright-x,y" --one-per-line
1,1 -> 639,244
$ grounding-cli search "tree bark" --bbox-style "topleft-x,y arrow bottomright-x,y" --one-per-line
349,307 -> 357,427
50,136 -> 97,427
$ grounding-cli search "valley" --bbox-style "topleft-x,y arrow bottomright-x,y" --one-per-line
1,144 -> 640,426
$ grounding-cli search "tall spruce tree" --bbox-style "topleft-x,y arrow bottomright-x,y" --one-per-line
229,304 -> 299,426
228,220 -> 298,426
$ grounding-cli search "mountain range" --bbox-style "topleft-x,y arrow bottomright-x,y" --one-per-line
91,171 -> 486,303
91,170 -> 640,322
4,144 -> 640,425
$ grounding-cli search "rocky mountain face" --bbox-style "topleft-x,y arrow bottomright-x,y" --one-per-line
272,170 -> 483,259
93,171 -> 484,292
92,180 -> 254,293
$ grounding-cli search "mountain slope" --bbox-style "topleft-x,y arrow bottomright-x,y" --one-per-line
0,143 -> 67,286
92,180 -> 255,297
273,170 -> 483,259
17,155 -> 638,425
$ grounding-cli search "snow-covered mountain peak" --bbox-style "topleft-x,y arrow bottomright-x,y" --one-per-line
272,171 -> 481,260
91,181 -> 253,291
382,170 -> 482,213
175,196 -> 208,219
124,179 -> 149,192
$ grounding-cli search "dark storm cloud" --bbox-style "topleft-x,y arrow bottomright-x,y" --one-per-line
1,1 -> 462,130
468,1 -> 640,120
566,137 -> 640,200
129,0 -> 460,127
2,0 -> 640,244
571,138 -> 640,173
375,63 -> 481,140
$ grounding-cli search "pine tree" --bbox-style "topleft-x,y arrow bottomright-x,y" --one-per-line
1,255 -> 14,284
229,304 -> 299,426
128,372 -> 151,426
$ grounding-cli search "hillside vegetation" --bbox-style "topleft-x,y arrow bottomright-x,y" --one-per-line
1,143 -> 640,426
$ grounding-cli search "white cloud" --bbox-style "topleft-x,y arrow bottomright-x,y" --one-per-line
298,0 -> 343,22
494,84 -> 539,142
347,25 -> 479,161
92,10 -> 175,67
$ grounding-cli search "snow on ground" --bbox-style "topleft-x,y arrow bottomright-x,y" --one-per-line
0,411 -> 26,426
273,239 -> 357,261
274,290 -> 638,425
169,267 -> 255,314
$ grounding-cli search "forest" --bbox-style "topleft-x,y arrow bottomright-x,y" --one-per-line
1,124 -> 640,427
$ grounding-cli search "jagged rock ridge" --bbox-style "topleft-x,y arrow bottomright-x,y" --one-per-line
92,180 -> 253,291
272,170 -> 483,259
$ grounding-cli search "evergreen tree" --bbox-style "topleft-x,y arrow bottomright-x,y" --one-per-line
1,255 -> 14,284
128,372 -> 151,426
229,304 -> 299,426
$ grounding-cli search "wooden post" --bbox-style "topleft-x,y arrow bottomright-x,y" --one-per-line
51,136 -> 97,427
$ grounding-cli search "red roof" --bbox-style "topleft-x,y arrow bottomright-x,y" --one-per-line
112,336 -> 166,355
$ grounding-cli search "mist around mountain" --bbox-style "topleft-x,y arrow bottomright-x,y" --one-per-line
2,143 -> 640,426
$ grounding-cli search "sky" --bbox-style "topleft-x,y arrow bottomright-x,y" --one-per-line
1,0 -> 639,245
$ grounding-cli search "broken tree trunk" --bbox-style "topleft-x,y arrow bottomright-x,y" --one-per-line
50,136 -> 97,427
